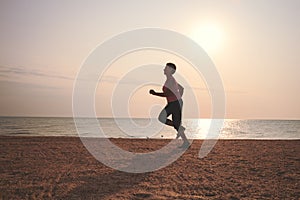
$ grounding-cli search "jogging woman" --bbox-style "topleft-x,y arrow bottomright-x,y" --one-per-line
149,63 -> 190,148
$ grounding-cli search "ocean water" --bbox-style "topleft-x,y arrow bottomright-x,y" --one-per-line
0,117 -> 299,140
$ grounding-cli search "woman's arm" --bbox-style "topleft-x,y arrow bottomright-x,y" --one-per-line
178,83 -> 184,97
149,89 -> 173,97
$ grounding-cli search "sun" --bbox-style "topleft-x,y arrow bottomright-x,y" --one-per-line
190,22 -> 224,53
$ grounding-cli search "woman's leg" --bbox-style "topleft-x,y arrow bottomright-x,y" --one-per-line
171,100 -> 184,131
172,100 -> 189,145
159,101 -> 189,145
158,103 -> 182,128
159,102 -> 185,129
158,104 -> 173,127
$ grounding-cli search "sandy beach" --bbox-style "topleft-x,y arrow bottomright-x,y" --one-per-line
0,136 -> 299,199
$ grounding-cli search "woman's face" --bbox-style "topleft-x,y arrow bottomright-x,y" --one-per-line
163,66 -> 172,75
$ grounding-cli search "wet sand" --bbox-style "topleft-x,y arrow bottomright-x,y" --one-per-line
0,136 -> 299,199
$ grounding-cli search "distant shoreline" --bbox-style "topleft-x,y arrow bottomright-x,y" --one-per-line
1,135 -> 300,141
1,116 -> 300,121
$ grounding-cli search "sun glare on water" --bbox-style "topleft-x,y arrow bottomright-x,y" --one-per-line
190,22 -> 224,54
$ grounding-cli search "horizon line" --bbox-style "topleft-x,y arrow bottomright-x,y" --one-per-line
0,115 -> 299,121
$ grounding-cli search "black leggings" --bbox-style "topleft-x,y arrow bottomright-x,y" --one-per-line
158,99 -> 183,131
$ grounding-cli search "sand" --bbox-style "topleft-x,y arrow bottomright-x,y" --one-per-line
0,136 -> 299,199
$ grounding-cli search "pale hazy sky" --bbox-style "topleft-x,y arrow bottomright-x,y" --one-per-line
0,0 -> 299,119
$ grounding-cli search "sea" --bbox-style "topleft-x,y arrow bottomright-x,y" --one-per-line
0,117 -> 299,140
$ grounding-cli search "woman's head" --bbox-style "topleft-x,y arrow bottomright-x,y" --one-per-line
164,62 -> 176,75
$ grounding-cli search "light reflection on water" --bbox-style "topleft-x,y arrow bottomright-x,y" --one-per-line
0,117 -> 299,139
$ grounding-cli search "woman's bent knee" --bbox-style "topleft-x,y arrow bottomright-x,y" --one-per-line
158,111 -> 167,123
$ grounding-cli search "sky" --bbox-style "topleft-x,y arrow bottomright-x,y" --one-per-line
0,0 -> 299,119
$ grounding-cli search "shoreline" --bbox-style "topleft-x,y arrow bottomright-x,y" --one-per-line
1,135 -> 299,141
1,136 -> 299,199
